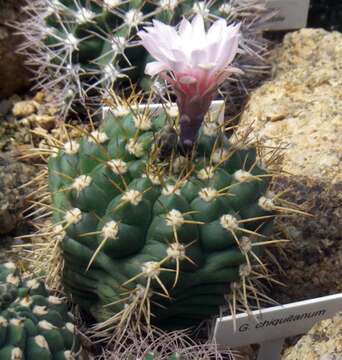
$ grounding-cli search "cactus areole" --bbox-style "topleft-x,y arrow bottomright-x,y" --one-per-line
138,15 -> 241,151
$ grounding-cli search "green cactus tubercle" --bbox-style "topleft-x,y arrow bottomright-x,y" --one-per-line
0,263 -> 81,360
48,105 -> 275,330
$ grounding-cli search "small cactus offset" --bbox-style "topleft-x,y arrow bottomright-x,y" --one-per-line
47,101 -> 277,333
0,262 -> 82,360
20,0 -> 272,116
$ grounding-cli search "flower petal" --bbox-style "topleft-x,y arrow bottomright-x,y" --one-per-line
145,61 -> 168,76
206,18 -> 227,44
138,31 -> 176,64
191,15 -> 206,47
179,75 -> 197,84
216,33 -> 240,69
178,18 -> 192,40
171,48 -> 188,64
190,48 -> 208,67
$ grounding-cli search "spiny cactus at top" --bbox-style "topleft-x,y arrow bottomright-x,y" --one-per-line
0,262 -> 82,360
19,0 -> 272,116
46,99 -> 281,334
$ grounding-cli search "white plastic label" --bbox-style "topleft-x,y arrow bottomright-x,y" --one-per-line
213,293 -> 342,348
264,0 -> 310,30
103,100 -> 225,123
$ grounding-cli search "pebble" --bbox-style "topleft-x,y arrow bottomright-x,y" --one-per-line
282,312 -> 342,360
238,28 -> 342,183
12,100 -> 39,118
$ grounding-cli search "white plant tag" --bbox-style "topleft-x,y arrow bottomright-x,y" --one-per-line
103,100 -> 225,123
264,0 -> 310,31
213,293 -> 342,348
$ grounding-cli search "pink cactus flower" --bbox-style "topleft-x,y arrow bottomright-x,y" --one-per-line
138,15 -> 241,151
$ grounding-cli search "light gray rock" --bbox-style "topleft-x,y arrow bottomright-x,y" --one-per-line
282,312 -> 342,360
12,100 -> 39,117
238,28 -> 342,183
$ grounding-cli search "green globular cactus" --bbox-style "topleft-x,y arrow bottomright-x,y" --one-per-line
20,0 -> 272,116
47,103 -> 276,332
0,262 -> 82,360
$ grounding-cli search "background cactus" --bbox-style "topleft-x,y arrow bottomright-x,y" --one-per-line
0,262 -> 82,360
47,100 -> 278,333
19,0 -> 273,117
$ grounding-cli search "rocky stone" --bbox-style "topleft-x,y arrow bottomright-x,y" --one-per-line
0,0 -> 31,98
1,92 -> 60,159
239,28 -> 342,183
33,115 -> 56,130
12,100 -> 39,118
237,28 -> 342,302
33,91 -> 46,104
282,312 -> 342,360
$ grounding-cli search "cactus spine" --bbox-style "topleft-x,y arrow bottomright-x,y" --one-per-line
102,326 -> 233,359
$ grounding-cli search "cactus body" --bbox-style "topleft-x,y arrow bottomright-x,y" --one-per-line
48,104 -> 275,330
21,0 -> 272,116
0,263 -> 81,360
